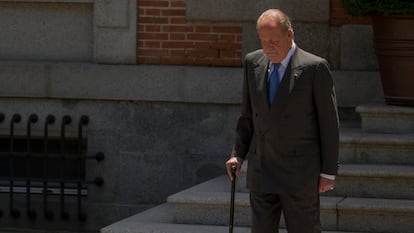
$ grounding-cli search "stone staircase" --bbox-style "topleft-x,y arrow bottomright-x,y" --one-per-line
101,103 -> 414,233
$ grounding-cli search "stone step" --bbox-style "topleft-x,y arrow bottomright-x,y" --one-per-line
165,176 -> 341,229
167,188 -> 341,230
101,202 -> 363,233
101,219 -> 362,233
165,175 -> 414,233
331,164 -> 414,199
102,175 -> 414,233
237,163 -> 414,199
339,128 -> 414,165
356,103 -> 414,134
338,197 -> 414,233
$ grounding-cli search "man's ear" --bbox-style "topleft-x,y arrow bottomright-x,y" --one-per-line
288,29 -> 294,39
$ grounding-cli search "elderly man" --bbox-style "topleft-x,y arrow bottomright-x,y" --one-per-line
225,9 -> 339,233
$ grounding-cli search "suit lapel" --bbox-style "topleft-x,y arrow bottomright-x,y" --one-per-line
270,48 -> 305,112
253,56 -> 271,112
271,64 -> 291,112
288,48 -> 305,94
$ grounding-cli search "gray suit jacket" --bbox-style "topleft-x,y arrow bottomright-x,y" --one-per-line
232,47 -> 339,193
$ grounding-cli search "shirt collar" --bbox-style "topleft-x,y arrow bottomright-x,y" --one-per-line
281,41 -> 296,68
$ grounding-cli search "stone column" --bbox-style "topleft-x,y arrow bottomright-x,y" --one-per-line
94,0 -> 137,64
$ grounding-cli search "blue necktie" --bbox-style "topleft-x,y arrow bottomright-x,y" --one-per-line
268,63 -> 280,105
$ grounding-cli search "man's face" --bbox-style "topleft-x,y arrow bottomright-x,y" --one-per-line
258,19 -> 293,63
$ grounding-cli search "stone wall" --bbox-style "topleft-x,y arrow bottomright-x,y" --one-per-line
0,62 -> 243,231
0,97 -> 238,232
0,0 -> 136,64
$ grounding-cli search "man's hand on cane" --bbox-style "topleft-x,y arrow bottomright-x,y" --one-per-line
225,157 -> 243,181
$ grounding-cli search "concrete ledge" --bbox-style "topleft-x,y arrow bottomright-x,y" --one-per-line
0,62 -> 383,108
0,62 -> 243,104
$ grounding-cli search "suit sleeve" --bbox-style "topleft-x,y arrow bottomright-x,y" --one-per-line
313,60 -> 339,175
231,58 -> 254,160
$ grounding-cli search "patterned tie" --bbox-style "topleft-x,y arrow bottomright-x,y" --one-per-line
268,63 -> 280,105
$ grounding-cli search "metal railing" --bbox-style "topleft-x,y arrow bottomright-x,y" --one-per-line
0,113 -> 104,221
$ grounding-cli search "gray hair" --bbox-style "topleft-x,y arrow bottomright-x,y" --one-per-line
256,9 -> 292,32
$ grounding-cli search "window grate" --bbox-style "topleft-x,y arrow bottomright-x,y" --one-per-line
0,113 -> 104,221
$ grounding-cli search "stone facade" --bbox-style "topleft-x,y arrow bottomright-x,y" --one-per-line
0,0 -> 382,232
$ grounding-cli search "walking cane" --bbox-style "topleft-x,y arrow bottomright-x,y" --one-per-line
229,164 -> 237,233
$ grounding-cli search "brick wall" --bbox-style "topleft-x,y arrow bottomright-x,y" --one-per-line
137,0 -> 242,67
330,0 -> 371,25
137,0 -> 371,66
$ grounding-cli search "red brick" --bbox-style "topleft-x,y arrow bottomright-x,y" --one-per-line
218,34 -> 236,41
187,33 -> 218,41
140,32 -> 169,40
145,41 -> 161,48
145,9 -> 161,16
171,0 -> 186,8
188,49 -> 219,58
170,49 -> 188,56
138,41 -> 145,48
220,50 -> 242,58
194,42 -> 211,49
162,9 -> 185,17
163,25 -> 194,33
137,0 -> 243,67
211,42 -> 239,50
170,33 -> 186,40
139,48 -> 170,56
162,41 -> 194,49
138,24 -> 146,32
170,17 -> 186,24
145,25 -> 161,32
139,1 -> 169,7
139,16 -> 169,24
212,26 -> 242,34
195,25 -> 211,33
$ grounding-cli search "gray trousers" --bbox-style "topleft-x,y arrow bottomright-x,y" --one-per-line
250,190 -> 321,233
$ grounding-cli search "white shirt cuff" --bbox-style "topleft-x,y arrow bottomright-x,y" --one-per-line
320,173 -> 336,180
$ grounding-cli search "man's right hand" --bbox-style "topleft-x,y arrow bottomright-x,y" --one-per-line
225,157 -> 243,181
